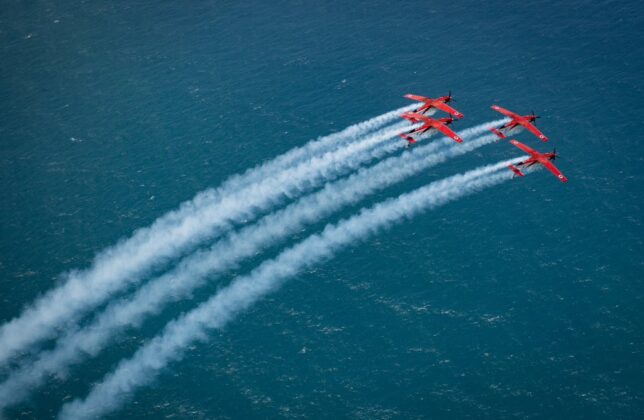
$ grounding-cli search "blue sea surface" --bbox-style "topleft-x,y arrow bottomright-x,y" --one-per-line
1,0 -> 643,418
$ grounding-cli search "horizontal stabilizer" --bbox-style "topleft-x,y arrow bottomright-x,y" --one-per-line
399,134 -> 416,144
508,165 -> 524,177
490,127 -> 506,139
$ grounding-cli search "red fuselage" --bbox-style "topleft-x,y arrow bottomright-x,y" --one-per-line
501,115 -> 536,131
518,152 -> 556,168
401,113 -> 453,132
416,96 -> 452,112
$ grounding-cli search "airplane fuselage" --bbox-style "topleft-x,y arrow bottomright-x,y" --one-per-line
518,153 -> 555,168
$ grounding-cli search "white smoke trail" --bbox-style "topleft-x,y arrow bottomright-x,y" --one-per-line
0,127 -> 507,409
363,118 -> 508,161
0,107 -> 416,368
224,104 -> 418,191
57,158 -> 525,420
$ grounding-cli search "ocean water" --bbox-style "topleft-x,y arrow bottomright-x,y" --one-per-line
1,0 -> 643,418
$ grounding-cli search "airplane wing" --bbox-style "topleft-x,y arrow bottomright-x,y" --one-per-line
517,120 -> 548,141
432,102 -> 463,118
509,139 -> 538,156
491,105 -> 519,119
401,112 -> 427,124
404,94 -> 430,103
412,122 -> 433,134
432,121 -> 462,143
540,160 -> 568,183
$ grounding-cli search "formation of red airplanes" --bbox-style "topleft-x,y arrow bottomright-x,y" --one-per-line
400,93 -> 567,183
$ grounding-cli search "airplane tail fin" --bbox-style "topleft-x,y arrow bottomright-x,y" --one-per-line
489,128 -> 506,139
399,134 -> 416,145
508,165 -> 524,177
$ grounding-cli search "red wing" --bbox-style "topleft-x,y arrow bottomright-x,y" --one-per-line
402,112 -> 431,124
509,139 -> 538,157
414,122 -> 433,134
491,105 -> 520,119
404,94 -> 430,103
416,103 -> 432,113
517,120 -> 548,141
432,121 -> 462,143
432,101 -> 463,118
540,160 -> 567,183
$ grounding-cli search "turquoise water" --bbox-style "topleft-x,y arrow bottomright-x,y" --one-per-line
1,0 -> 642,418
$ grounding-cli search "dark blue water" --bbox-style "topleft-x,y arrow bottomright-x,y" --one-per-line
1,0 -> 642,418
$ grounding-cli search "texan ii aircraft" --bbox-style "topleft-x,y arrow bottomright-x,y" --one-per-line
489,105 -> 548,141
399,112 -> 462,146
403,92 -> 463,119
507,139 -> 567,183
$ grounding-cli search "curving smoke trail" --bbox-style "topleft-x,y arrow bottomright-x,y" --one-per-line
0,127 -> 507,410
58,158 -> 525,420
0,109 -> 417,368
224,104 -> 418,191
359,118 -> 508,162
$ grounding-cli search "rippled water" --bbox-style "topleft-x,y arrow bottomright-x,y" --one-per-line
1,0 -> 642,418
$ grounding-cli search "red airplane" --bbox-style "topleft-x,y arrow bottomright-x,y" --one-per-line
489,105 -> 548,142
399,112 -> 462,145
404,92 -> 463,119
507,139 -> 567,183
